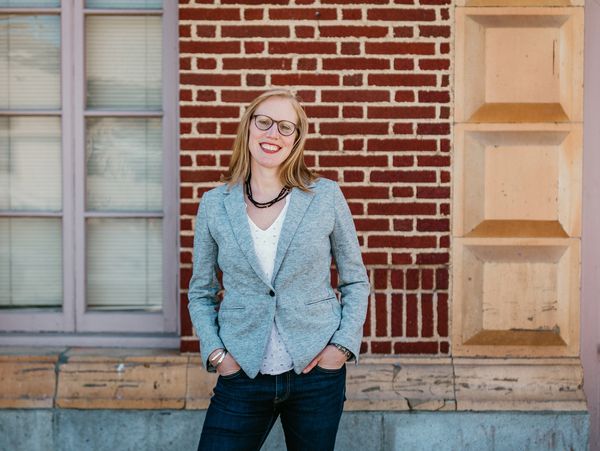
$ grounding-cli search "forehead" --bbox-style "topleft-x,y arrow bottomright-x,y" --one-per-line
255,96 -> 297,123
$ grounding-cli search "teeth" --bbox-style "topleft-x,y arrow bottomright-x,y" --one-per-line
261,143 -> 280,151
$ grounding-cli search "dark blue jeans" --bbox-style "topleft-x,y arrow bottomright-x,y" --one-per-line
198,365 -> 347,451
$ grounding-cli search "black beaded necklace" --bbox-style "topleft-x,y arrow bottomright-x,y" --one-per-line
245,173 -> 291,209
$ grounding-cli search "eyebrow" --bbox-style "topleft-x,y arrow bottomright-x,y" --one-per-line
255,112 -> 298,123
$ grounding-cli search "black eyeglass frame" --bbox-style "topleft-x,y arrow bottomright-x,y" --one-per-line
251,114 -> 298,137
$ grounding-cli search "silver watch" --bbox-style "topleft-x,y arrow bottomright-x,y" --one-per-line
331,343 -> 353,361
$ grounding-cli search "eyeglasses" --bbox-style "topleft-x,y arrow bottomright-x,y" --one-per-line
251,114 -> 298,137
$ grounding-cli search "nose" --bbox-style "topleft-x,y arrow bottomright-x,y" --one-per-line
266,123 -> 279,138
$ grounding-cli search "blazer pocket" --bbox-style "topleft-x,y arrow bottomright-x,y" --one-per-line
304,294 -> 336,306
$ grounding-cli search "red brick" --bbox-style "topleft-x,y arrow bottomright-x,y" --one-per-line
341,42 -> 360,55
343,74 -> 363,86
244,42 -> 264,54
295,26 -> 315,38
342,138 -> 363,150
392,253 -> 412,265
321,89 -> 389,103
416,252 -> 449,264
181,170 -> 222,183
421,293 -> 433,337
419,59 -> 450,71
419,25 -> 450,38
367,8 -> 436,21
368,139 -> 437,152
180,122 -> 192,134
439,235 -> 450,248
319,155 -> 388,167
247,74 -> 266,86
180,88 -> 192,101
422,269 -> 434,290
418,90 -> 450,103
375,293 -> 388,336
355,218 -> 390,232
436,268 -> 448,290
343,170 -> 364,182
320,122 -> 388,135
342,9 -> 362,20
196,154 -> 217,166
342,106 -> 363,119
271,73 -> 339,86
416,218 -> 449,232
195,25 -> 216,37
440,342 -> 449,354
180,339 -> 199,353
179,25 -> 191,38
391,293 -> 403,336
371,341 -> 392,353
323,58 -> 390,70
394,341 -> 438,354
196,121 -> 216,133
370,170 -> 436,183
181,73 -> 240,86
180,106 -> 239,119
439,203 -> 450,215
393,58 -> 414,70
368,73 -> 436,87
180,41 -> 240,54
392,187 -> 414,198
366,42 -> 435,55
195,57 -> 216,69
405,294 -> 418,337
368,106 -> 435,119
221,0 -> 288,4
368,202 -> 436,215
406,269 -> 419,290
420,0 -> 450,4
179,7 -> 240,20
417,187 -> 450,199
305,138 -> 339,151
304,105 -> 339,118
222,57 -> 292,70
269,8 -> 337,20
180,154 -> 192,167
244,8 -> 263,20
393,26 -> 413,38
368,235 -> 437,248
440,139 -> 451,152
392,155 -> 414,167
417,155 -> 450,167
222,25 -> 289,38
320,25 -> 388,38
221,90 -> 264,103
441,8 -> 450,20
269,41 -> 337,54
392,123 -> 414,134
341,186 -> 389,199
437,293 -> 448,337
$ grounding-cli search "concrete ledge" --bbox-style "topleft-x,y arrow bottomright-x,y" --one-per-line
0,347 -> 588,412
0,410 -> 589,451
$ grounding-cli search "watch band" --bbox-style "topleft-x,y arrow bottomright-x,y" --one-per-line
331,342 -> 353,361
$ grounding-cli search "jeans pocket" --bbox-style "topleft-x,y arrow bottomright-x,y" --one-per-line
219,368 -> 244,380
314,364 -> 345,374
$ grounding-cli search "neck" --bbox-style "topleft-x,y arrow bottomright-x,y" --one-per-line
248,162 -> 283,197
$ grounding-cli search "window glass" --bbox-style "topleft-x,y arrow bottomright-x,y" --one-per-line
86,16 -> 162,110
0,218 -> 62,308
86,217 -> 162,310
86,0 -> 161,9
0,117 -> 62,211
0,1 -> 60,7
86,117 -> 162,212
0,15 -> 60,109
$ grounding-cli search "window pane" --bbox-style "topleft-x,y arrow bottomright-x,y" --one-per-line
0,117 -> 61,211
86,117 -> 162,212
0,15 -> 60,109
0,218 -> 62,308
86,217 -> 162,310
0,1 -> 60,7
86,16 -> 162,110
86,0 -> 161,8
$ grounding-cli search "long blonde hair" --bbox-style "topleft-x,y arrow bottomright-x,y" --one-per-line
220,89 -> 318,192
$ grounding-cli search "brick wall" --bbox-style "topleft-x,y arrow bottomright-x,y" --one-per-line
178,0 -> 452,356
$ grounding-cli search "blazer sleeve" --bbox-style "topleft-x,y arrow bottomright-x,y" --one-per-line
328,182 -> 371,364
188,195 -> 224,372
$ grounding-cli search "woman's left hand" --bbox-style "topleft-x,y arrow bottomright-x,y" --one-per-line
302,344 -> 347,373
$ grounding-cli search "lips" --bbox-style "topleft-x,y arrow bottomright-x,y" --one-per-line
260,142 -> 282,154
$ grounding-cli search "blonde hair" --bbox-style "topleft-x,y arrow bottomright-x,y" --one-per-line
221,88 -> 318,192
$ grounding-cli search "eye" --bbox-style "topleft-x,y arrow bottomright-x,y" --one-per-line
255,115 -> 272,129
279,121 -> 295,135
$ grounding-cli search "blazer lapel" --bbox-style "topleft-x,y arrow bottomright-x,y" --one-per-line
271,184 -> 316,284
223,182 -> 273,288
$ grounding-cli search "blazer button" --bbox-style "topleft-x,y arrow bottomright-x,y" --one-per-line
269,290 -> 275,297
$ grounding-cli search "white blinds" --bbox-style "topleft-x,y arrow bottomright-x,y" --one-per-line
86,16 -> 162,111
0,14 -> 61,109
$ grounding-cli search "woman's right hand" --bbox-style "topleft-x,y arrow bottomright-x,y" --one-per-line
209,349 -> 241,376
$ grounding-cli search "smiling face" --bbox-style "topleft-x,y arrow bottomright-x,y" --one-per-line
248,96 -> 298,172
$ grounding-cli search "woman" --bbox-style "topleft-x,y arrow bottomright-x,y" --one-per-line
188,89 -> 370,451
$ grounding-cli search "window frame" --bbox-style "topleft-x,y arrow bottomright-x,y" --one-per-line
0,0 -> 179,346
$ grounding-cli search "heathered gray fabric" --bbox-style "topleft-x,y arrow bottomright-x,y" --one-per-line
188,177 -> 370,379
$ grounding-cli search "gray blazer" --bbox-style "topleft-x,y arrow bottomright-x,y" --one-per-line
188,177 -> 370,379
